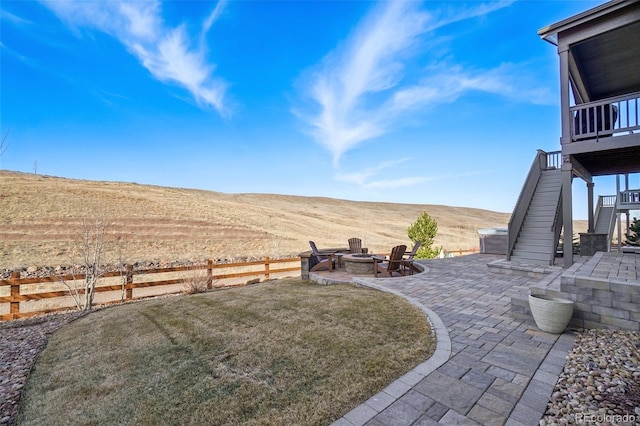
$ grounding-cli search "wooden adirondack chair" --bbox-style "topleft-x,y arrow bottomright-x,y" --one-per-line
402,241 -> 421,275
309,241 -> 335,272
348,237 -> 363,254
374,245 -> 407,277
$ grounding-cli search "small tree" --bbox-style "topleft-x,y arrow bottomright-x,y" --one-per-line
626,217 -> 640,246
408,211 -> 442,259
59,216 -> 110,311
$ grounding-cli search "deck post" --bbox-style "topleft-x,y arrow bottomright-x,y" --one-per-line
558,48 -> 572,146
587,182 -> 594,233
562,161 -> 574,267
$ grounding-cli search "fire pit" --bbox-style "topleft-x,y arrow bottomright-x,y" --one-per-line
343,253 -> 384,275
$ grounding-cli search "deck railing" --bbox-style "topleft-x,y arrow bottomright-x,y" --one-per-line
0,257 -> 301,321
571,92 -> 640,141
620,189 -> 640,206
546,151 -> 562,169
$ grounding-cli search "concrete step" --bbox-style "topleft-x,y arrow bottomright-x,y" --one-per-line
518,229 -> 555,237
529,200 -> 561,208
517,238 -> 554,247
521,219 -> 556,227
514,242 -> 554,252
510,254 -> 551,265
511,250 -> 552,262
534,185 -> 561,191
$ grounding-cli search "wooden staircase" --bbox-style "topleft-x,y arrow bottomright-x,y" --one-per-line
510,168 -> 563,265
594,202 -> 615,235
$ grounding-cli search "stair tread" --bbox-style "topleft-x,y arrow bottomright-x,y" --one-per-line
511,252 -> 552,262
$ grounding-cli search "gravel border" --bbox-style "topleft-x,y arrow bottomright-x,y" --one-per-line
0,312 -> 86,425
542,329 -> 640,426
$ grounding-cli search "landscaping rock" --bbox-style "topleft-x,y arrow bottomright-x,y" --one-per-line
542,329 -> 640,425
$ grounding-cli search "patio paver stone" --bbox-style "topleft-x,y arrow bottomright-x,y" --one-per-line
320,254 -> 582,425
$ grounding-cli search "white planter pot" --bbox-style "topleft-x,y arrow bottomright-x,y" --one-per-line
528,294 -> 574,334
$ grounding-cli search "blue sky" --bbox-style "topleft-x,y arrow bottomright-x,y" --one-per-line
2,0 -> 618,217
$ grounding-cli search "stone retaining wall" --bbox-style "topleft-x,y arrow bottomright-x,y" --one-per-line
511,276 -> 640,332
508,255 -> 640,332
559,275 -> 640,331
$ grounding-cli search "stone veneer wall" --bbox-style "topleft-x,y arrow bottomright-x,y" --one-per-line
511,273 -> 640,332
579,233 -> 609,257
502,255 -> 640,332
558,274 -> 640,331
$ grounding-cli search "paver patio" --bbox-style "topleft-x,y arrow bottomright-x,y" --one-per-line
319,254 -> 577,426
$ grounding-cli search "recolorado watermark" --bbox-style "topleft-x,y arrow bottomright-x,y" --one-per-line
575,412 -> 637,424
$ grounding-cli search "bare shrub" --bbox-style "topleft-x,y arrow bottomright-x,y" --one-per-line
58,216 -> 111,311
182,269 -> 209,295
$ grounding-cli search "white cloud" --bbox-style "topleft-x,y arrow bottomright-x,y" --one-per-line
40,0 -> 229,115
363,177 -> 430,190
300,1 -> 431,165
1,9 -> 33,25
335,159 -> 411,185
335,158 -> 488,193
201,0 -> 226,45
362,170 -> 487,190
391,62 -> 555,110
297,0 -> 537,166
334,158 -> 431,191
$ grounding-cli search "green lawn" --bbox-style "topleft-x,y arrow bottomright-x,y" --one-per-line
18,279 -> 434,425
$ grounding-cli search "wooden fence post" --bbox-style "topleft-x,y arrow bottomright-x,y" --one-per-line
207,259 -> 213,289
126,265 -> 133,300
265,257 -> 270,280
10,271 -> 20,320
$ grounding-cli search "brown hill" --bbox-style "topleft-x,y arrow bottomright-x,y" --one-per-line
0,170 -> 512,268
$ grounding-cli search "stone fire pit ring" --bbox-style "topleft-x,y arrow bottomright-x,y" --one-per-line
343,253 -> 384,275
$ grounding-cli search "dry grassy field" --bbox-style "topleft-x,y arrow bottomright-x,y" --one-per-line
0,170 -> 513,269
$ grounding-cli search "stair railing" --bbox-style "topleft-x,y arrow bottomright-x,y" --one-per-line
546,151 -> 562,170
551,192 -> 563,264
547,150 -> 563,264
594,195 -> 605,228
507,150 -> 548,260
607,197 -> 618,251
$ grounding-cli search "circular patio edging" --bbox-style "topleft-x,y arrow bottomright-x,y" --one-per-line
331,275 -> 451,425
